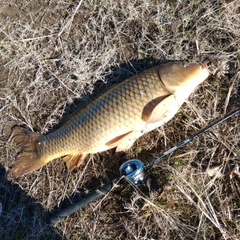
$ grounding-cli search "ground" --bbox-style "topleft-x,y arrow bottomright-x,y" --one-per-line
0,0 -> 239,239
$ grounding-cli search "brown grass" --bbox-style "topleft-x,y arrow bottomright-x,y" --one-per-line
0,0 -> 239,239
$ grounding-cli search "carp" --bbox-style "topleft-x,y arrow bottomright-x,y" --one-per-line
11,62 -> 209,178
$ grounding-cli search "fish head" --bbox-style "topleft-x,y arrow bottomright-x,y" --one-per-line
158,62 -> 209,93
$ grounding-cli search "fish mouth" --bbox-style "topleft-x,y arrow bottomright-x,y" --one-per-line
199,62 -> 210,76
199,62 -> 209,71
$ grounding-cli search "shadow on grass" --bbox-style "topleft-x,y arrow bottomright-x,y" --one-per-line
0,164 -> 67,240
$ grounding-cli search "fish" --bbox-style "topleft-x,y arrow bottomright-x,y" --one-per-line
10,62 -> 209,178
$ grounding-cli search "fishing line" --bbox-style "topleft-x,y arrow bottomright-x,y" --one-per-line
46,107 -> 240,225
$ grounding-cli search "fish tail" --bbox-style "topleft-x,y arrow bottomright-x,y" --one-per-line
10,126 -> 44,178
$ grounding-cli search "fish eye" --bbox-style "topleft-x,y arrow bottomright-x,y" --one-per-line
181,62 -> 189,68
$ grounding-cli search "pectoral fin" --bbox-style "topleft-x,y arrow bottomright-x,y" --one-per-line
63,153 -> 87,172
142,94 -> 174,123
105,131 -> 135,152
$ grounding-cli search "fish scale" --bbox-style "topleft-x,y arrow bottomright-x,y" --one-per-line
38,67 -> 164,158
11,62 -> 209,177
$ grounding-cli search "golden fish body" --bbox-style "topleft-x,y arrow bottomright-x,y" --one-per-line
11,62 -> 209,177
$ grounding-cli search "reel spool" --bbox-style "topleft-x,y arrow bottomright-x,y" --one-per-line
120,159 -> 145,185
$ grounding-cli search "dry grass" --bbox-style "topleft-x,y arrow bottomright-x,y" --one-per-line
0,0 -> 239,239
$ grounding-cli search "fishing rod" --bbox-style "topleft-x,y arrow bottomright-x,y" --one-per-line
46,107 -> 240,225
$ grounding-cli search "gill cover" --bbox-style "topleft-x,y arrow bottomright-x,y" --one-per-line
158,62 -> 209,92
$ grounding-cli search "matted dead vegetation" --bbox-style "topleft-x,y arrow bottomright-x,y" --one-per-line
0,0 -> 239,239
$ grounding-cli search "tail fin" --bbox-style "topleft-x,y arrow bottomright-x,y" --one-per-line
10,127 -> 44,178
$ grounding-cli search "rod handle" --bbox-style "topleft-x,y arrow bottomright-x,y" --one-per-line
46,181 -> 114,224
